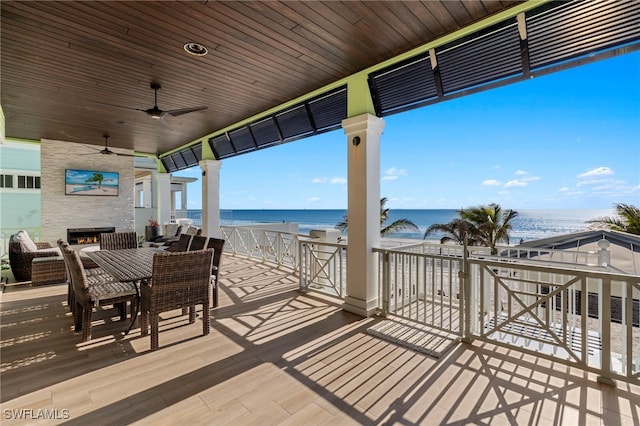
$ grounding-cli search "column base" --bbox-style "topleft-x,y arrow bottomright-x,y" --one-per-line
342,295 -> 379,317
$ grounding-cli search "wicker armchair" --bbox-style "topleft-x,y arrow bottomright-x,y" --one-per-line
140,249 -> 214,351
61,244 -> 137,342
8,230 -> 64,283
100,231 -> 138,250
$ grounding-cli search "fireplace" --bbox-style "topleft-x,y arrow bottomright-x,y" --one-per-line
67,227 -> 116,245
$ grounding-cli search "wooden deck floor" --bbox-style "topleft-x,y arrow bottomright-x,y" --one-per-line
1,255 -> 639,425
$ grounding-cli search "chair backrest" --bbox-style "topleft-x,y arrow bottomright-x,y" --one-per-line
60,244 -> 90,299
57,239 -> 71,280
100,231 -> 138,250
206,237 -> 225,279
149,249 -> 214,302
9,230 -> 38,253
188,235 -> 208,251
185,226 -> 202,236
167,233 -> 193,252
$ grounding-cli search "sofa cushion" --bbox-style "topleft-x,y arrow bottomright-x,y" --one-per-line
13,230 -> 38,252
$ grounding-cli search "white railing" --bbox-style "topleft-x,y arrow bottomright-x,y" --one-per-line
171,209 -> 202,226
220,226 -> 300,271
299,238 -> 347,298
151,226 -> 640,384
468,258 -> 640,385
494,246 -> 600,268
219,226 -> 347,298
375,242 -> 640,385
375,247 -> 465,335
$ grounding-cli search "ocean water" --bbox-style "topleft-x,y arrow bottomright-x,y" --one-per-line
183,208 -> 616,243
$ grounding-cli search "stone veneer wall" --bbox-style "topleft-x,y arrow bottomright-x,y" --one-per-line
40,139 -> 135,243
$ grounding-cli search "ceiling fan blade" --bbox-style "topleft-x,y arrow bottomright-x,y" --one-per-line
166,106 -> 208,117
81,144 -> 104,154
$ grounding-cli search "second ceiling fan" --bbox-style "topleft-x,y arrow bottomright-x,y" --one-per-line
137,83 -> 207,120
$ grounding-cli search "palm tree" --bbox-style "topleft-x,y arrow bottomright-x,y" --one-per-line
460,203 -> 518,254
586,203 -> 640,235
424,203 -> 518,254
336,197 -> 419,236
86,172 -> 104,188
424,218 -> 476,245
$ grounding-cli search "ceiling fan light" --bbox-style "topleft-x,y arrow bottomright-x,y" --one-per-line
183,42 -> 208,56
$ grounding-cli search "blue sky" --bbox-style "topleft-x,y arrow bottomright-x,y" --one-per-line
176,51 -> 640,210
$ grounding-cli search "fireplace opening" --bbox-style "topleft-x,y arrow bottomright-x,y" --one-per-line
67,227 -> 116,245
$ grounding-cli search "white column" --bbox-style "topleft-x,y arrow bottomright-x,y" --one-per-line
181,183 -> 188,210
142,176 -> 152,208
342,113 -> 385,317
156,173 -> 172,225
200,159 -> 222,237
150,170 -> 158,208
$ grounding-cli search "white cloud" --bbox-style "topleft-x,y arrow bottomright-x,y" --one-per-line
383,167 -> 408,181
513,170 -> 540,182
482,179 -> 501,186
312,177 -> 346,184
307,197 -> 321,203
576,178 -> 612,187
558,187 -> 582,195
504,180 -> 527,188
578,166 -> 613,178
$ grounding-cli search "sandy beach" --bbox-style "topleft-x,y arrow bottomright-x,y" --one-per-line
65,184 -> 118,196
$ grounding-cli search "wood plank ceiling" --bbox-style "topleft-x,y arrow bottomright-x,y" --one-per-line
1,1 -> 519,156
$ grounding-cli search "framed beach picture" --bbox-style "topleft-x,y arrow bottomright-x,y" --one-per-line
65,169 -> 119,196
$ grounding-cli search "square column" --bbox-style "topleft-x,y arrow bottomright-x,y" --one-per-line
156,173 -> 172,225
142,174 -> 153,208
200,159 -> 222,237
342,113 -> 385,317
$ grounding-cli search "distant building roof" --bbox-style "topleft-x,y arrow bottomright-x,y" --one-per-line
517,230 -> 640,275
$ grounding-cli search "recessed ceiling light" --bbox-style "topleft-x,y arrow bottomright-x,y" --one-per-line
183,42 -> 208,56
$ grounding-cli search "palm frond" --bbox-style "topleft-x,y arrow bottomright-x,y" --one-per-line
381,219 -> 419,236
587,203 -> 640,235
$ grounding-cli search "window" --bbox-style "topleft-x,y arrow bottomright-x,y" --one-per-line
16,175 -> 40,189
0,174 -> 13,188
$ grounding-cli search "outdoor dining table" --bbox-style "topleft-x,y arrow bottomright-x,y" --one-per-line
86,247 -> 165,334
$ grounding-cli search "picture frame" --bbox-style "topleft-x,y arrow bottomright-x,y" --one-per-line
65,169 -> 119,196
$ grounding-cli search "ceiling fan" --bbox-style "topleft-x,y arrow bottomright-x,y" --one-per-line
84,133 -> 136,157
137,83 -> 207,120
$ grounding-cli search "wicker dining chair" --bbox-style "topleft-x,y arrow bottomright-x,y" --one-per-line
188,235 -> 208,251
57,239 -> 117,313
206,237 -> 225,308
166,233 -> 193,252
61,244 -> 137,342
99,231 -> 138,250
140,249 -> 214,351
